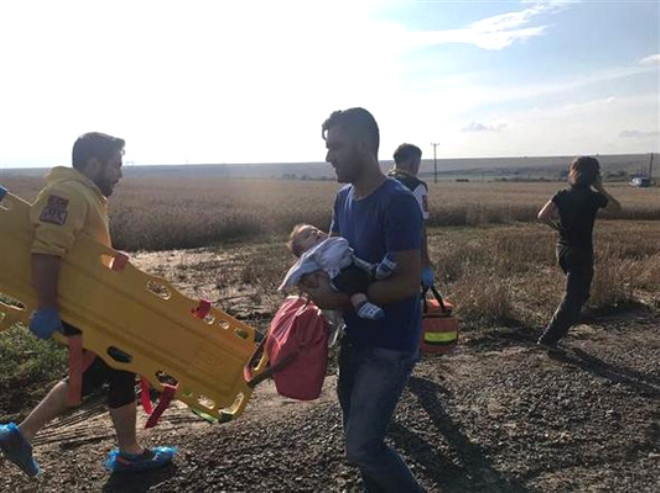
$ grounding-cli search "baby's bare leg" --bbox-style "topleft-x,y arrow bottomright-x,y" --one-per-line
350,293 -> 368,309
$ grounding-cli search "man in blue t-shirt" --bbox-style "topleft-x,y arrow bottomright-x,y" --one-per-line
303,107 -> 423,492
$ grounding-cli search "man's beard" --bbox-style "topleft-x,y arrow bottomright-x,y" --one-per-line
335,154 -> 363,184
95,177 -> 114,197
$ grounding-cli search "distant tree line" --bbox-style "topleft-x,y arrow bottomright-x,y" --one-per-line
280,173 -> 333,181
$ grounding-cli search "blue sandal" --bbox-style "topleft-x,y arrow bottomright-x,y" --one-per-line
0,423 -> 41,478
106,446 -> 177,473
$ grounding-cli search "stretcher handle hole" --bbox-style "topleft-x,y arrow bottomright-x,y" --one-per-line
197,395 -> 216,410
0,292 -> 25,310
181,388 -> 193,398
221,392 -> 245,414
147,281 -> 171,300
155,371 -> 178,386
107,346 -> 133,364
218,319 -> 230,330
234,328 -> 249,340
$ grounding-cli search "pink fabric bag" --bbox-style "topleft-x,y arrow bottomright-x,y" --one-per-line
246,297 -> 329,400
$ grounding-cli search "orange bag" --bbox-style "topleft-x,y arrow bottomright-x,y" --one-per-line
421,286 -> 459,354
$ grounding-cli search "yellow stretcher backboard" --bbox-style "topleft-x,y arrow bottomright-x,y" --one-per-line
0,187 -> 267,421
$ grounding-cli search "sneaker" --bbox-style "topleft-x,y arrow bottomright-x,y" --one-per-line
0,423 -> 41,477
106,446 -> 177,473
375,253 -> 397,280
356,302 -> 385,320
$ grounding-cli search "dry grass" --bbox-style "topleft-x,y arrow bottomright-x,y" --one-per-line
432,221 -> 660,326
2,175 -> 658,251
123,221 -> 660,329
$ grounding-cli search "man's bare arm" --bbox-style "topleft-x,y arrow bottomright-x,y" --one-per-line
31,254 -> 61,309
367,249 -> 421,305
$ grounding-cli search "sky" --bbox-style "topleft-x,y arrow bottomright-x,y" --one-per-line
0,0 -> 658,167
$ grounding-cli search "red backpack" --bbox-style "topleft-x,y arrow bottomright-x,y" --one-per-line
245,296 -> 330,400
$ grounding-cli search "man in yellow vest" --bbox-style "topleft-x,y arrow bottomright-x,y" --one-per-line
0,133 -> 176,476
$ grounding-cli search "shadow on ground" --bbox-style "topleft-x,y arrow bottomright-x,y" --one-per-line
392,376 -> 530,493
102,464 -> 178,493
550,347 -> 660,399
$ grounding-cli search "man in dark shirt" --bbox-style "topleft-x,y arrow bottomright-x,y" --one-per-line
303,108 -> 424,492
537,156 -> 621,347
389,143 -> 434,288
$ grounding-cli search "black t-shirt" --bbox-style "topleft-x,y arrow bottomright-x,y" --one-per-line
552,186 -> 608,249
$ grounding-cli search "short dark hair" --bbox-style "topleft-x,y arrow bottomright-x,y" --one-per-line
568,156 -> 600,187
287,223 -> 308,258
72,132 -> 125,170
322,107 -> 380,154
393,143 -> 422,165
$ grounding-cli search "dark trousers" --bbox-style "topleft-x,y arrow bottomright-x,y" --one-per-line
539,245 -> 594,345
337,341 -> 423,492
63,323 -> 137,409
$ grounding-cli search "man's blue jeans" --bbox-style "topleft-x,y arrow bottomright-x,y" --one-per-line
337,341 -> 423,492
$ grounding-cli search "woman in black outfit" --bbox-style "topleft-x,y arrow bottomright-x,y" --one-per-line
537,156 -> 621,347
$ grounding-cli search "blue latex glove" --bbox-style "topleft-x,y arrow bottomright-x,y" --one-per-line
29,307 -> 62,340
421,266 -> 434,288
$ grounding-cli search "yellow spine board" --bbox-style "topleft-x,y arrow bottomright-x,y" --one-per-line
0,190 -> 268,420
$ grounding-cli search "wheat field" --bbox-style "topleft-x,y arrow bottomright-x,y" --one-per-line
2,175 -> 658,251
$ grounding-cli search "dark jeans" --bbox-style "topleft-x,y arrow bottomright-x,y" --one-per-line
337,341 -> 423,493
539,245 -> 594,345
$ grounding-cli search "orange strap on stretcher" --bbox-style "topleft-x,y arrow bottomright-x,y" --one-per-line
66,335 -> 97,406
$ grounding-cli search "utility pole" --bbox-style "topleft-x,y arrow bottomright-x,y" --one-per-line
649,153 -> 654,180
431,142 -> 440,184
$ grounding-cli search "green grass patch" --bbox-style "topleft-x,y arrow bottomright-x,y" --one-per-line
0,325 -> 66,421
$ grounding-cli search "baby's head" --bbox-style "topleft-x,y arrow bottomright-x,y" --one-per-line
287,224 -> 328,257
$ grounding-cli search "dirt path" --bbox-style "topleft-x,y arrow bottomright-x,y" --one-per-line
1,308 -> 658,492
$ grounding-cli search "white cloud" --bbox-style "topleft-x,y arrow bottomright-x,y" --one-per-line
406,26 -> 546,51
436,94 -> 659,158
403,0 -> 577,50
639,54 -> 660,66
462,120 -> 509,132
415,64 -> 655,120
521,0 -> 580,8
619,130 -> 660,139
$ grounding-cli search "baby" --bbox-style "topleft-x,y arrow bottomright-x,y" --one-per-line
279,224 -> 396,320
